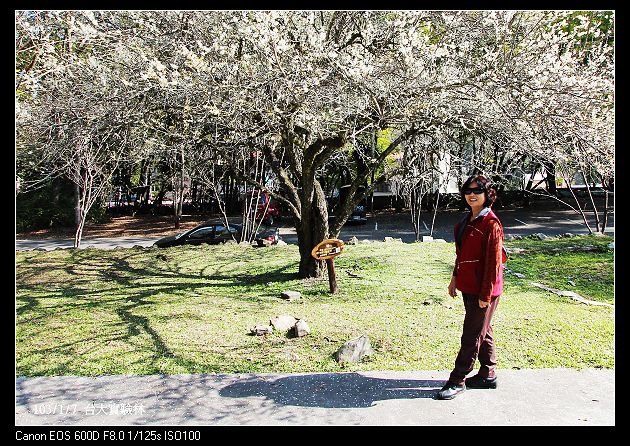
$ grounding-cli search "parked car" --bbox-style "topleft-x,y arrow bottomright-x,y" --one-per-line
243,191 -> 282,225
153,220 -> 282,248
154,221 -> 242,248
346,204 -> 368,225
327,185 -> 368,226
254,226 -> 281,247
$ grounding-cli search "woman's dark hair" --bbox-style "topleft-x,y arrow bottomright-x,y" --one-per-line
460,175 -> 497,209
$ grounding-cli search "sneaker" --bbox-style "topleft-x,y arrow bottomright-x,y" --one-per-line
435,382 -> 466,400
465,375 -> 497,389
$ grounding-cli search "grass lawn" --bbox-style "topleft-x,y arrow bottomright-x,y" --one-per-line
15,235 -> 614,376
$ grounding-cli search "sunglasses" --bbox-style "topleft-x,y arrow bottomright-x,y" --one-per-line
464,187 -> 485,195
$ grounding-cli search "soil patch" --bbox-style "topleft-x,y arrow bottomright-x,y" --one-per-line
16,215 -> 207,240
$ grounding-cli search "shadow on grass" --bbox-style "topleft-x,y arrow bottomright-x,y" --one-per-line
16,248 -> 306,375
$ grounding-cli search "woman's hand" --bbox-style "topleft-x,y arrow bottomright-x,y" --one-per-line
448,276 -> 458,297
478,299 -> 489,308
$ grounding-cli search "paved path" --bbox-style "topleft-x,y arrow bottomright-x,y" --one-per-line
15,206 -> 613,251
15,368 -> 614,426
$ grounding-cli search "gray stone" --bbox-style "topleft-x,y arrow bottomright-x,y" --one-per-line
292,319 -> 310,338
513,273 -> 525,279
347,236 -> 359,245
421,236 -> 433,242
270,315 -> 298,331
250,325 -> 273,336
335,335 -> 374,363
281,290 -> 302,301
608,242 -> 614,249
531,282 -> 613,308
277,240 -> 288,246
563,233 -> 575,238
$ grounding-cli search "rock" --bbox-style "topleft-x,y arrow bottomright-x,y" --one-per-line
421,236 -> 433,242
250,325 -> 273,336
335,335 -> 374,363
270,315 -> 298,331
279,351 -> 300,361
292,319 -> 310,337
567,280 -> 576,286
563,233 -> 575,238
531,282 -> 613,308
608,242 -> 614,249
433,239 -> 447,243
513,273 -> 525,279
277,240 -> 288,246
422,299 -> 433,305
347,236 -> 359,245
280,290 -> 302,301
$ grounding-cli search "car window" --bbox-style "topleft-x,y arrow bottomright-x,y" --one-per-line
188,227 -> 215,239
217,225 -> 238,236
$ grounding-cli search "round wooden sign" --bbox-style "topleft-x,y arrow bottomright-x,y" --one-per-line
311,239 -> 345,260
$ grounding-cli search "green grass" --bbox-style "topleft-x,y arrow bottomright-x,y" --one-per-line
505,234 -> 614,304
15,235 -> 614,377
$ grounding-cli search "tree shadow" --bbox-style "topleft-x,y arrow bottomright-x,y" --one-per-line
16,248 -> 306,375
219,372 -> 444,408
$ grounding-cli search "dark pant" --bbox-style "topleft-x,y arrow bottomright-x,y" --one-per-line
448,293 -> 500,385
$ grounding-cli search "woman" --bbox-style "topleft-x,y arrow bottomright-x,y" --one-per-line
436,174 -> 506,400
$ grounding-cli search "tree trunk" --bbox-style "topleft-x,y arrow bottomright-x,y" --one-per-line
296,179 -> 329,278
581,170 -> 601,233
601,185 -> 609,234
74,182 -> 81,228
544,160 -> 557,196
173,148 -> 185,229
74,214 -> 85,249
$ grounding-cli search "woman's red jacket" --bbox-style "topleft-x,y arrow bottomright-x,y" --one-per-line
453,208 -> 505,302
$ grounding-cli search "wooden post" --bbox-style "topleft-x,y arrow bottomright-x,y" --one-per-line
311,239 -> 345,294
326,258 -> 338,294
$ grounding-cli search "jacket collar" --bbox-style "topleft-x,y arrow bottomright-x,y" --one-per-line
470,207 -> 492,222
